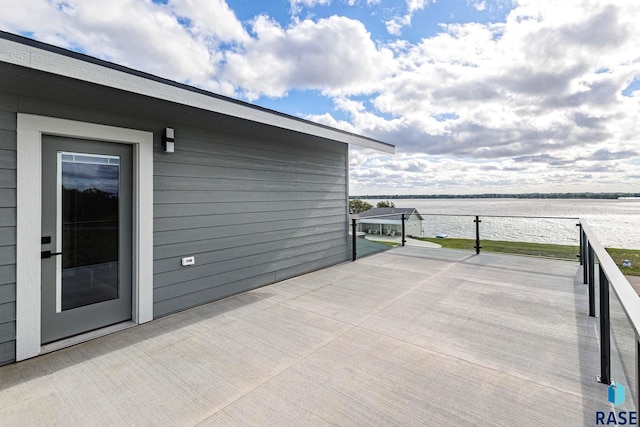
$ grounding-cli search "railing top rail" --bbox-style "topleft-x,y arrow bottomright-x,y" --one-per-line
416,213 -> 580,220
352,213 -> 409,220
581,218 -> 640,339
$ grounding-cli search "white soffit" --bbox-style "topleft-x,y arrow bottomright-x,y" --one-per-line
0,35 -> 395,154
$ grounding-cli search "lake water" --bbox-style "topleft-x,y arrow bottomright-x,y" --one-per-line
360,198 -> 640,250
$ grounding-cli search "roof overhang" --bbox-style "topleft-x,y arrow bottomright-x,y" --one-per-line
0,32 -> 395,154
359,219 -> 402,225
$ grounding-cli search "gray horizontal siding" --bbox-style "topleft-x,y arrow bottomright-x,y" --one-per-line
0,189 -> 16,207
0,341 -> 15,367
153,250 -> 349,316
0,149 -> 16,169
154,209 -> 344,233
0,227 -> 15,246
0,320 -> 15,344
0,282 -> 16,302
154,240 -> 347,295
173,127 -> 346,164
154,200 -> 345,218
0,111 -> 16,132
155,175 -> 345,193
0,73 -> 351,348
154,217 -> 345,246
0,301 -> 15,325
154,161 -> 345,185
154,224 -> 344,260
154,190 -> 346,205
156,141 -> 345,176
0,169 -> 15,188
154,231 -> 343,274
0,108 -> 15,365
153,130 -> 349,317
0,245 -> 15,266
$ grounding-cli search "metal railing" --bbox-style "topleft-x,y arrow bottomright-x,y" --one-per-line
351,213 -> 582,261
350,212 -> 639,409
580,219 -> 640,411
350,213 -> 408,261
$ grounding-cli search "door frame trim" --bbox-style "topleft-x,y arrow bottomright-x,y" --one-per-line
16,114 -> 154,361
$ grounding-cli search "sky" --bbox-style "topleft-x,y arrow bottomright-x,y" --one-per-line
2,0 -> 639,195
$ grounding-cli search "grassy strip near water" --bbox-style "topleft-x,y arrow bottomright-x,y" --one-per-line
606,248 -> 640,277
415,237 -> 640,277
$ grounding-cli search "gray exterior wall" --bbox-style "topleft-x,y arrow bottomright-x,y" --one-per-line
152,128 -> 349,316
0,107 -> 16,366
0,62 -> 351,362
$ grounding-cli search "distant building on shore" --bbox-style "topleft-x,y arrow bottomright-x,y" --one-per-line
353,207 -> 423,237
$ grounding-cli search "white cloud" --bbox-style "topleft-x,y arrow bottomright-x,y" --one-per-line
168,0 -> 249,43
0,0 -> 248,89
2,0 -> 639,194
385,0 -> 430,35
338,0 -> 640,193
223,15 -> 395,99
289,0 -> 332,15
472,1 -> 486,11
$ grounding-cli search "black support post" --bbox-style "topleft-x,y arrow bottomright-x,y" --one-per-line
474,216 -> 481,255
587,242 -> 596,317
599,267 -> 610,385
588,242 -> 595,295
351,218 -> 357,261
577,223 -> 583,266
636,340 -> 640,411
582,230 -> 588,285
401,214 -> 406,247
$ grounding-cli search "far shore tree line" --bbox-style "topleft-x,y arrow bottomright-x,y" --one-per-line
350,192 -> 640,200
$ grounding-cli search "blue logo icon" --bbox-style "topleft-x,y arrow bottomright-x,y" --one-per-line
596,382 -> 636,425
609,382 -> 626,407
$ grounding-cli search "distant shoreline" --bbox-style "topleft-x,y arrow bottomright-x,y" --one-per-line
351,193 -> 640,200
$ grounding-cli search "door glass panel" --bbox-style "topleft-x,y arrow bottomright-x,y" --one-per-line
59,152 -> 120,311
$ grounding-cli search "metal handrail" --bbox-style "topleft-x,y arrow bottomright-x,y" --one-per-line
581,219 -> 640,339
417,213 -> 579,220
351,212 -> 413,219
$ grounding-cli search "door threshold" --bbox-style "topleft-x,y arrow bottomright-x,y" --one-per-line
40,321 -> 137,355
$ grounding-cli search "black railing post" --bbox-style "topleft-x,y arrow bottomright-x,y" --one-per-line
636,340 -> 640,411
588,242 -> 595,301
401,214 -> 406,247
599,267 -> 610,385
351,218 -> 357,261
582,230 -> 588,285
474,216 -> 481,254
577,223 -> 583,266
588,242 -> 596,317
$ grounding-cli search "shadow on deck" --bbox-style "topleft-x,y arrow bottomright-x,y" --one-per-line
0,246 -> 610,426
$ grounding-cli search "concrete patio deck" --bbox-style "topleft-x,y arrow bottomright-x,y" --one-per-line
0,247 -> 611,426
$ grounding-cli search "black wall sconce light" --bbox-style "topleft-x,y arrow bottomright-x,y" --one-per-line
163,128 -> 175,153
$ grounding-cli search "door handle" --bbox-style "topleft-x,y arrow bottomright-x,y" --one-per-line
41,250 -> 63,259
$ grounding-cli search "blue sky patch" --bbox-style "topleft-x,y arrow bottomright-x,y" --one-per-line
622,77 -> 640,97
434,113 -> 460,121
254,89 -> 351,122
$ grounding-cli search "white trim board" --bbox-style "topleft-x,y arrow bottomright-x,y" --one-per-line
16,114 -> 154,361
0,36 -> 394,154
